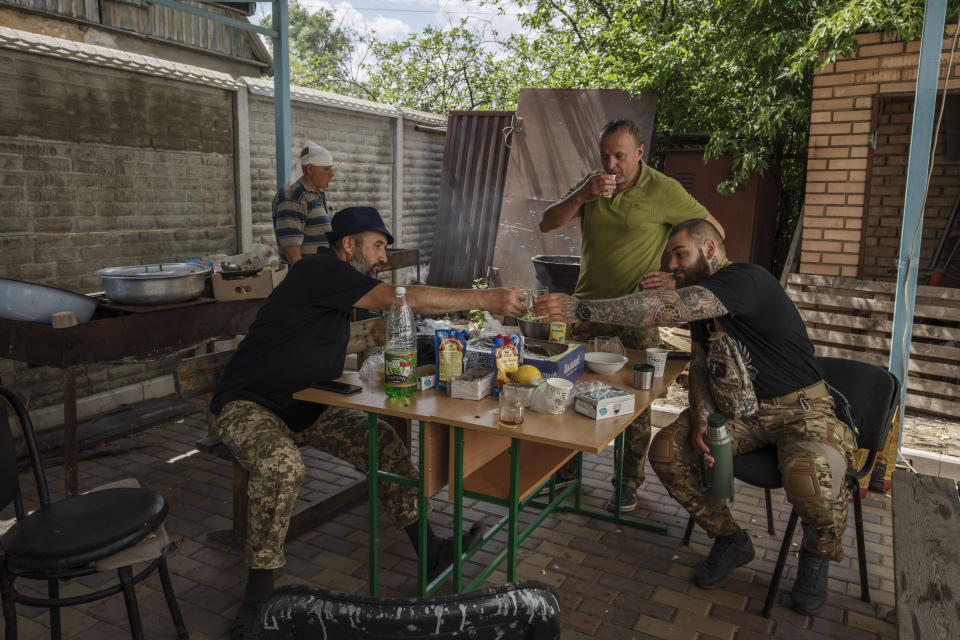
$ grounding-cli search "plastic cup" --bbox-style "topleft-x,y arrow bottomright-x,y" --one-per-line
646,348 -> 669,377
545,377 -> 573,413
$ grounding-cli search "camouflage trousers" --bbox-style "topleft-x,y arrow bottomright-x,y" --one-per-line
216,400 -> 421,569
559,322 -> 660,487
649,396 -> 856,561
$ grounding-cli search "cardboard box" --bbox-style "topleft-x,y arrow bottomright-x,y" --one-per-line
211,266 -> 287,301
464,337 -> 585,384
574,386 -> 635,420
416,365 -> 436,391
523,339 -> 585,383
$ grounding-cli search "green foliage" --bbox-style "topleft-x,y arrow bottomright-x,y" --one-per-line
359,20 -> 521,112
261,1 -> 358,95
469,276 -> 488,330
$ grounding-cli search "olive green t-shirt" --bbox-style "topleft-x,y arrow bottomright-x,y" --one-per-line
573,163 -> 708,300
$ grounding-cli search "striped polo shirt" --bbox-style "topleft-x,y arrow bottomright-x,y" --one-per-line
271,178 -> 331,263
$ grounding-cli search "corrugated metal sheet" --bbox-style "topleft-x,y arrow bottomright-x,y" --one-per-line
427,111 -> 514,288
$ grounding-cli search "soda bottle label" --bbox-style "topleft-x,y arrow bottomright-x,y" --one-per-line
384,350 -> 417,388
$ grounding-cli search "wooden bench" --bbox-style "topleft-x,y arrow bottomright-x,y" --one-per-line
891,469 -> 960,639
175,317 -> 395,542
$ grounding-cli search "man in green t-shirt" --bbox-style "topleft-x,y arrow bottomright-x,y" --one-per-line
539,119 -> 723,513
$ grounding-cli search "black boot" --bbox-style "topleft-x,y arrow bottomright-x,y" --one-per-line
694,528 -> 755,589
231,568 -> 274,640
791,547 -> 830,616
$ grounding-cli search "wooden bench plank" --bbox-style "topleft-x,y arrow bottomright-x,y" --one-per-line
788,273 -> 960,302
892,470 -> 960,640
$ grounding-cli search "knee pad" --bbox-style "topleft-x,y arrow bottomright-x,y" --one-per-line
649,427 -> 685,465
783,458 -> 821,503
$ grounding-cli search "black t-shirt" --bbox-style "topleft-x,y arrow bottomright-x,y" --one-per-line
690,263 -> 822,399
210,249 -> 381,430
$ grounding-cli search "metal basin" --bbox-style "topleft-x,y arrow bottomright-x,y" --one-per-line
517,319 -> 550,341
0,278 -> 99,324
531,255 -> 580,294
94,263 -> 210,305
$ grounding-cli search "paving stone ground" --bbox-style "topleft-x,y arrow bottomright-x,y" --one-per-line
0,413 -> 898,639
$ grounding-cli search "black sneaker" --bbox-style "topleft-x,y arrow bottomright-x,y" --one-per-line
427,522 -> 487,581
791,547 -> 830,616
694,528 -> 755,589
605,484 -> 639,512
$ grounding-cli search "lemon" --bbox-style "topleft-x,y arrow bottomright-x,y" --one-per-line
515,364 -> 543,386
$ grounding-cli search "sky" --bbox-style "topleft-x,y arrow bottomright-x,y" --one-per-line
252,0 -> 527,43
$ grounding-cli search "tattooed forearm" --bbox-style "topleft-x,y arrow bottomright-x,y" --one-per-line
688,343 -> 715,427
584,286 -> 728,327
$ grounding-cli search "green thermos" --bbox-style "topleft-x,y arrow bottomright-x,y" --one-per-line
700,412 -> 734,502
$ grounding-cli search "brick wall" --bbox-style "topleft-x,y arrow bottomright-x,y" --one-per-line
861,98 -> 960,280
798,25 -> 960,278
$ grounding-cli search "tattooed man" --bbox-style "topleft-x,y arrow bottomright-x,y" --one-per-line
534,218 -> 854,617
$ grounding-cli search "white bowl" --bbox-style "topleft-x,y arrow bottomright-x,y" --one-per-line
584,352 -> 628,374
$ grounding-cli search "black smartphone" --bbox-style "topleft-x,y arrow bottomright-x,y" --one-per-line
667,351 -> 691,359
311,380 -> 363,394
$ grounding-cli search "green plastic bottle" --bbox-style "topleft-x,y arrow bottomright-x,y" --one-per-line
384,287 -> 417,399
700,412 -> 734,503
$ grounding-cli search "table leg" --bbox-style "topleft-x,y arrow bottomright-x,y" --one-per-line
452,426 -> 464,593
366,411 -> 379,596
417,420 -> 428,596
550,433 -> 668,534
63,368 -> 78,496
507,438 -> 520,582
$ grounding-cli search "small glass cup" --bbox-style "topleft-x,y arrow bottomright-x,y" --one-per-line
590,336 -> 625,356
499,383 -> 526,428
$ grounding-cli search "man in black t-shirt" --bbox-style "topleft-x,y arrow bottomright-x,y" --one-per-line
213,207 -> 526,636
533,219 -> 855,617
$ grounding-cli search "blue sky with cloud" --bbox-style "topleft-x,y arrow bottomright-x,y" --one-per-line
254,0 -> 526,43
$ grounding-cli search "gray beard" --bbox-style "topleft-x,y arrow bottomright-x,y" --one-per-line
349,251 -> 374,276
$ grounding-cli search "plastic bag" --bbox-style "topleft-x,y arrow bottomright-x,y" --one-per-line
359,347 -> 385,384
529,378 -> 574,414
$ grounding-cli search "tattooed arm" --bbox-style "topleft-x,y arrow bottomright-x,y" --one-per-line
687,342 -> 716,459
532,286 -> 728,327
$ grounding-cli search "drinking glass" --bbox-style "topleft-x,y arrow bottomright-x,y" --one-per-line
499,384 -> 526,428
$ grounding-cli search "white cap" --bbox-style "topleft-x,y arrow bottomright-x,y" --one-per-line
396,287 -> 406,296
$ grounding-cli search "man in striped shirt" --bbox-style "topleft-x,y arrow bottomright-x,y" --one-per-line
272,142 -> 335,265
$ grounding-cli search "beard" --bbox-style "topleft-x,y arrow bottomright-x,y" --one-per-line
348,250 -> 378,277
674,252 -> 712,288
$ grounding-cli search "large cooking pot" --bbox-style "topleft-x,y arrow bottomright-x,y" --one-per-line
0,278 -> 99,323
94,263 -> 210,305
531,255 -> 581,295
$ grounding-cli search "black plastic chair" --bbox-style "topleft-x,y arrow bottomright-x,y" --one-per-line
0,386 -> 189,640
256,580 -> 561,639
681,357 -> 899,617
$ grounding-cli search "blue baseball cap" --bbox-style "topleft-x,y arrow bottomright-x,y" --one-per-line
326,206 -> 395,245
